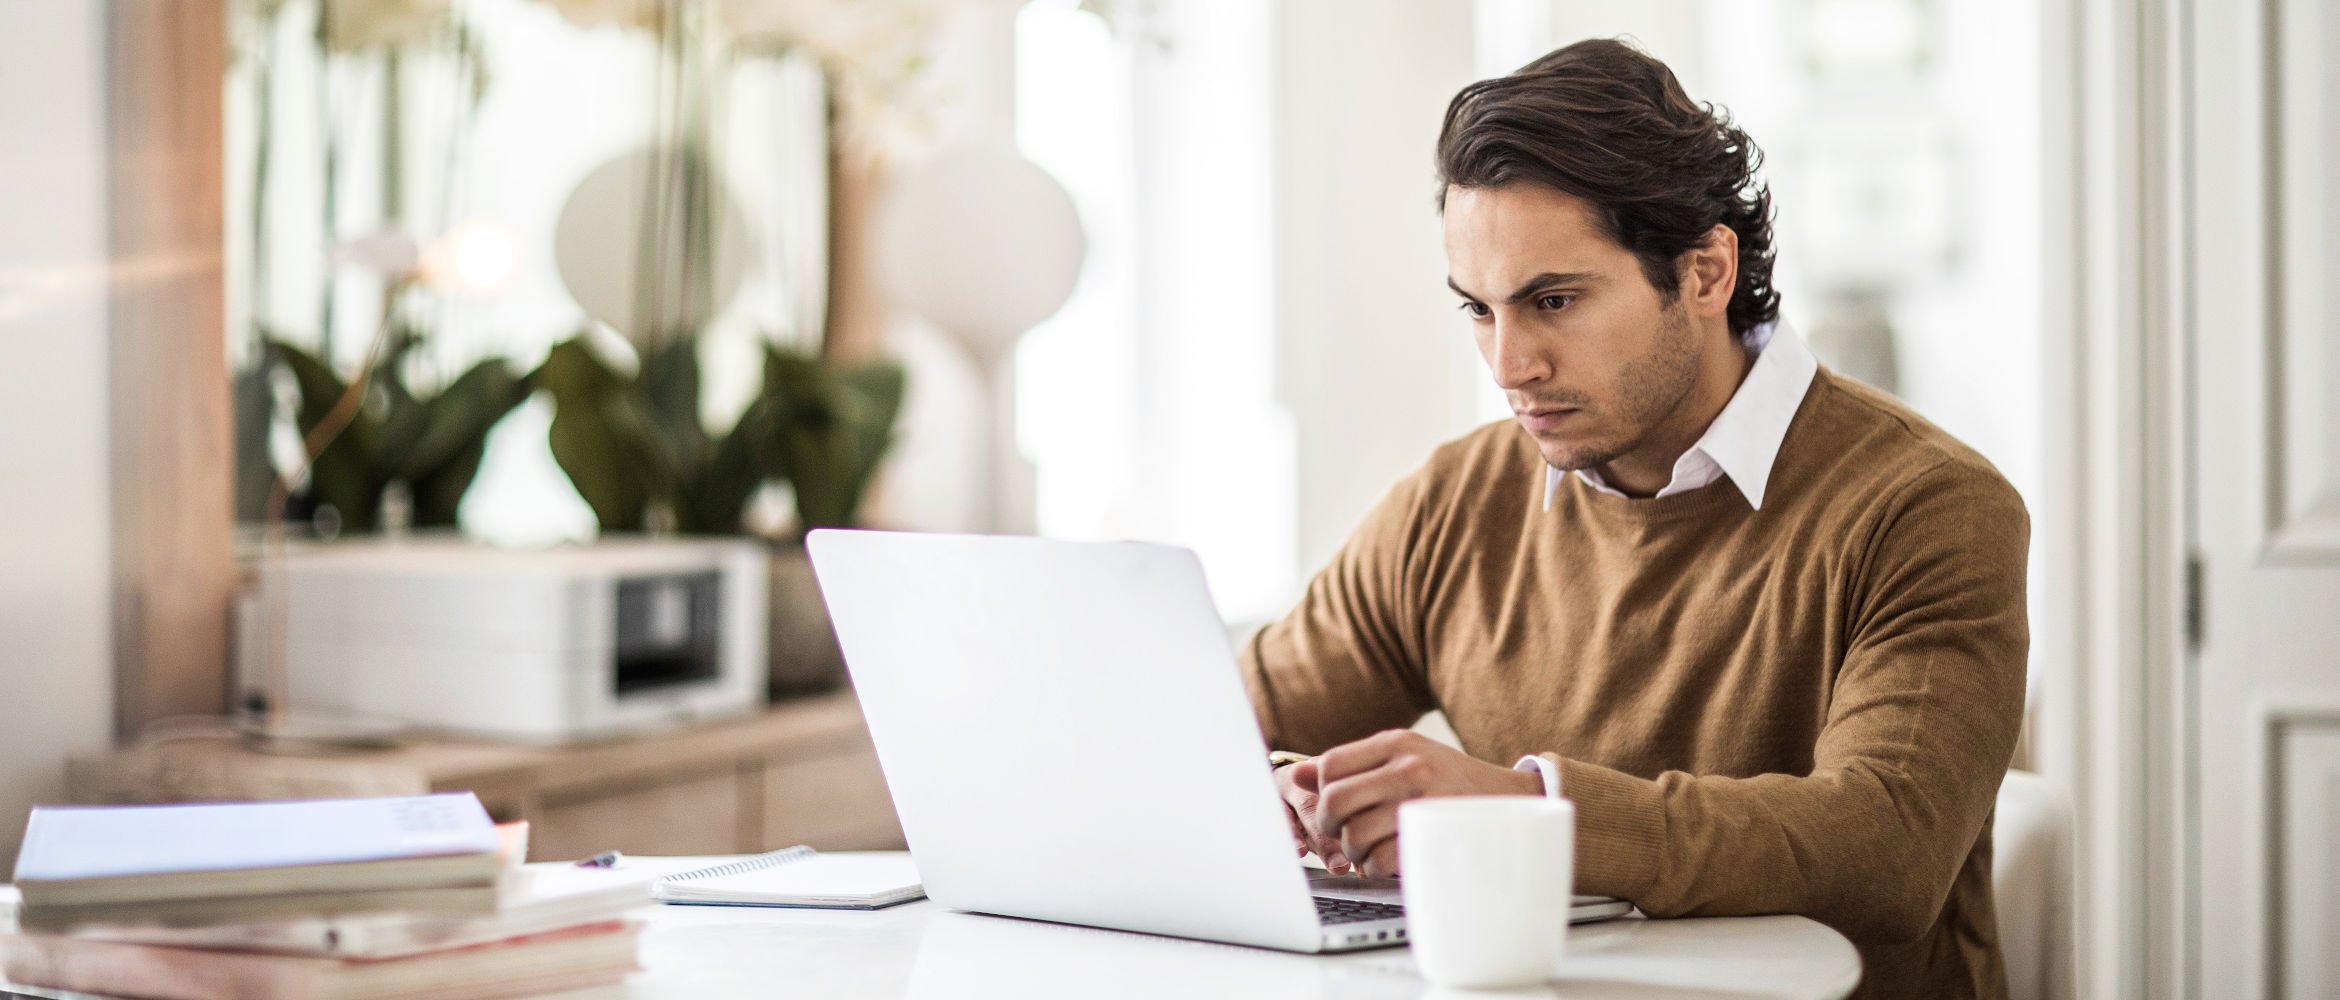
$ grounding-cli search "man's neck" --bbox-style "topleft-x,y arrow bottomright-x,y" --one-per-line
1589,322 -> 1757,497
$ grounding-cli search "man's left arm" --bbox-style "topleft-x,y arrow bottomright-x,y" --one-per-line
1554,462 -> 2028,944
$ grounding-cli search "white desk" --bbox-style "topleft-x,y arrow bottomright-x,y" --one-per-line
0,894 -> 1862,1000
630,899 -> 1862,1000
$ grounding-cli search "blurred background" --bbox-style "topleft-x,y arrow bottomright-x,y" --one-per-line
2,0 -> 2050,893
5,1 -> 2333,998
203,0 -> 2050,623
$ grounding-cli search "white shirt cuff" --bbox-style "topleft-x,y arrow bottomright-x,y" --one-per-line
1513,753 -> 1562,799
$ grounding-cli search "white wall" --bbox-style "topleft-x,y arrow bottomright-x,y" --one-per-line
1271,0 -> 1481,575
1007,0 -> 1300,621
0,0 -> 117,867
1696,0 -> 2045,516
1525,0 -> 1709,91
1008,1 -> 1706,597
872,0 -> 1020,540
1126,0 -> 1294,620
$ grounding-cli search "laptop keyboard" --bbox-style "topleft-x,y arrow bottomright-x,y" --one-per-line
1315,896 -> 1405,925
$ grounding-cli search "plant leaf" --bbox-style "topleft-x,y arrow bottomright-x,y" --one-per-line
232,359 -> 277,522
372,326 -> 429,461
637,339 -> 710,476
410,438 -> 488,527
390,358 -> 530,481
687,394 -> 774,534
834,359 -> 907,525
270,339 -> 385,529
537,336 -> 678,532
754,346 -> 908,533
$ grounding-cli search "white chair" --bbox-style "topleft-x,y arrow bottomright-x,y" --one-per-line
1993,769 -> 2074,1000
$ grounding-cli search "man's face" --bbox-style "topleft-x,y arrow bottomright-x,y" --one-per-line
1443,183 -> 1703,473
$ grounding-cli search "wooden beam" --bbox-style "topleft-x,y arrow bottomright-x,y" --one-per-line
822,140 -> 889,364
106,0 -> 235,737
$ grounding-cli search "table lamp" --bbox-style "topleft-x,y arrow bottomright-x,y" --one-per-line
876,140 -> 1086,533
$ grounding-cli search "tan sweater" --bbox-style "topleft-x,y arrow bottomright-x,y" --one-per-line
1241,370 -> 2028,999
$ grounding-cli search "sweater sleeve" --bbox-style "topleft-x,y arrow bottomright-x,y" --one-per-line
1239,468 -> 1438,754
1560,461 -> 2030,946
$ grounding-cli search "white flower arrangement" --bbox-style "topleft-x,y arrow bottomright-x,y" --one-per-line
290,0 -> 945,145
305,0 -> 457,52
530,0 -> 945,148
720,0 -> 939,73
537,0 -> 664,32
721,0 -> 945,147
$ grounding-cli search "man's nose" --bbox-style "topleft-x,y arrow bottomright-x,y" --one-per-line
1489,321 -> 1553,390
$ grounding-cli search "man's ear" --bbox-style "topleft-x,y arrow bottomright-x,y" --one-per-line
1681,224 -> 1738,319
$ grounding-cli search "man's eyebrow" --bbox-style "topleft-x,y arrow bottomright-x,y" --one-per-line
1446,272 -> 1599,304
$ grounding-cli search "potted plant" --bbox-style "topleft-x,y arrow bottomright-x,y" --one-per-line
270,327 -> 533,535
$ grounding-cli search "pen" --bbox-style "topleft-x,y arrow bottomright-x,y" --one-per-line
576,849 -> 624,868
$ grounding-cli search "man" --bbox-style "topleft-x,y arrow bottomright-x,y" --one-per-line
1242,39 -> 2026,999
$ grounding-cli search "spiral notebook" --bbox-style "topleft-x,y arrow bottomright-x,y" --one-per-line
651,848 -> 924,910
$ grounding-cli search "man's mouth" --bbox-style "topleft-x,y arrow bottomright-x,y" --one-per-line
1514,406 -> 1581,433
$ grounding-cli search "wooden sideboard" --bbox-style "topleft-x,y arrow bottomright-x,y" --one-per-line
65,692 -> 905,862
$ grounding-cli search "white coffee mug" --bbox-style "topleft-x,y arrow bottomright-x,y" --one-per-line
1398,795 -> 1576,989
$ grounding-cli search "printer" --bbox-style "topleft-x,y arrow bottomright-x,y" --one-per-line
237,536 -> 769,743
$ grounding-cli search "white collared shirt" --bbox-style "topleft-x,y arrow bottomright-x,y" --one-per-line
1542,317 -> 1819,512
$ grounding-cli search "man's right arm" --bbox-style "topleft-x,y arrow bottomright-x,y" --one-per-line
1239,468 -> 1439,757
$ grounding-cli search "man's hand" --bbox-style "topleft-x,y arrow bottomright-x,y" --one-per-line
1273,757 -> 1358,874
1314,730 -> 1542,877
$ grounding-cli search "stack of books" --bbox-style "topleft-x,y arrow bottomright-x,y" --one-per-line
1,794 -> 649,1000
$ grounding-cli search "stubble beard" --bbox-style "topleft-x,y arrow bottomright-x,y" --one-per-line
1534,301 -> 1704,474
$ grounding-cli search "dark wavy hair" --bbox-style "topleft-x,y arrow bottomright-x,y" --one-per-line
1435,39 -> 1780,336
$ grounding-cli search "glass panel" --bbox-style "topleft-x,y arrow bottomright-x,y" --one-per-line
225,0 -> 831,546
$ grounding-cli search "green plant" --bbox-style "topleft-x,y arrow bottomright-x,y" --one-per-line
536,333 -> 906,537
271,328 -> 534,532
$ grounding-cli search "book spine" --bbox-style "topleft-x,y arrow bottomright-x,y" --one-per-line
371,960 -> 635,1000
1,932 -> 322,1000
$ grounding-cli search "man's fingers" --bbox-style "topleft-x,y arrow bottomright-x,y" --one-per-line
1287,758 -> 1321,792
1359,835 -> 1402,878
1314,730 -> 1411,786
1287,742 -> 1425,876
1310,823 -> 1349,872
1294,792 -> 1349,871
1317,756 -> 1418,837
1336,801 -> 1400,871
1275,760 -> 1345,868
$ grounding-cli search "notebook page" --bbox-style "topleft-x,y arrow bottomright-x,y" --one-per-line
14,794 -> 499,881
662,853 -> 919,903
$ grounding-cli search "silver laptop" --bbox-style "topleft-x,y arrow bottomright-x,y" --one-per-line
806,529 -> 1630,953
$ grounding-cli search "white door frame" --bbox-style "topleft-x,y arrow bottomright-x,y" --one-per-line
2035,0 -> 2195,997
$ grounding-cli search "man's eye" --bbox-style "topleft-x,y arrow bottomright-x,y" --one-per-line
1538,294 -> 1574,310
1458,301 -> 1491,319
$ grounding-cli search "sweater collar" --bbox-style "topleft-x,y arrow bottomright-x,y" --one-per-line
1542,317 -> 1819,512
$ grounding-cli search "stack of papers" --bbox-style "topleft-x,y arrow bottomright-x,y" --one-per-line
0,920 -> 639,1000
11,795 -> 504,930
2,795 -> 648,1000
58,865 -> 655,960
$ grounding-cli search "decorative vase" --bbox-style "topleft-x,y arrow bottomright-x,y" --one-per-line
767,539 -> 848,697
